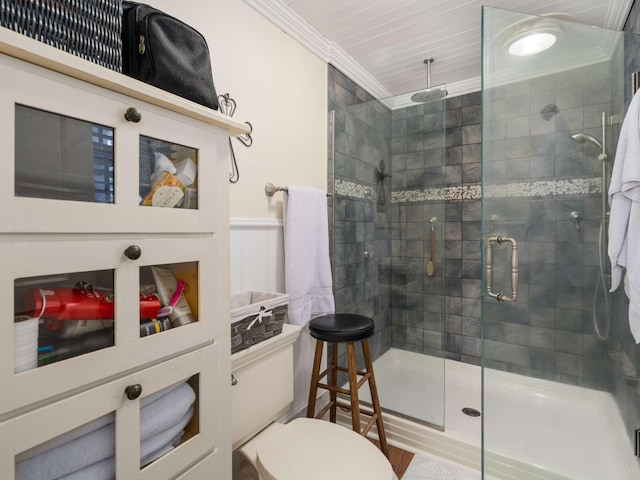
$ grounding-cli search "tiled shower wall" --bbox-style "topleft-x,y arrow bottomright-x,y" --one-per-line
388,93 -> 482,364
482,62 -> 615,390
328,65 -> 392,363
329,64 -> 626,391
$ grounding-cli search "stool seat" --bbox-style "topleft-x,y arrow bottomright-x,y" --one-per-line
306,313 -> 388,459
309,314 -> 374,342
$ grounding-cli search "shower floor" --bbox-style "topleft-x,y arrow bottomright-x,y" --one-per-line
355,348 -> 637,480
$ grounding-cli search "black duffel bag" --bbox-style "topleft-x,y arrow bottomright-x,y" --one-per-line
122,2 -> 219,110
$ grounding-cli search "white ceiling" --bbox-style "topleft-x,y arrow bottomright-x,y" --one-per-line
244,0 -> 632,99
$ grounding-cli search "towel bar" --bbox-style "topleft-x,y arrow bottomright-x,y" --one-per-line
265,183 -> 331,197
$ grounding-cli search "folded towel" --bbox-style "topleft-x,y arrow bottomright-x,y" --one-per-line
608,91 -> 640,343
283,186 -> 335,326
17,380 -> 186,464
56,409 -> 193,480
16,382 -> 195,480
57,458 -> 113,480
140,382 -> 195,440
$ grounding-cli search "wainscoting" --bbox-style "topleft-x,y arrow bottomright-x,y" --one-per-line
230,218 -> 317,415
230,218 -> 285,294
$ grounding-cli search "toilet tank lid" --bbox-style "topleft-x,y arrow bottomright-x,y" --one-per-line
256,418 -> 394,480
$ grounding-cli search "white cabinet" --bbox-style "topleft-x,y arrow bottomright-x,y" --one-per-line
0,27 -> 245,480
0,53 -> 221,234
0,347 -> 219,480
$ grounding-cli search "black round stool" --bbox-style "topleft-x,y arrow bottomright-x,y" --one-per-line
306,313 -> 389,458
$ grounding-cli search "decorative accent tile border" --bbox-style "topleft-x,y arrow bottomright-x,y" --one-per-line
335,178 -> 373,199
392,185 -> 481,203
391,177 -> 602,204
484,177 -> 602,198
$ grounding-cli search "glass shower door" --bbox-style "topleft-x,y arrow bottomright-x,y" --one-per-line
482,7 -> 640,479
330,88 -> 446,429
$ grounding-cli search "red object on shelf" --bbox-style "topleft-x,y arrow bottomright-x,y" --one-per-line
25,287 -> 160,322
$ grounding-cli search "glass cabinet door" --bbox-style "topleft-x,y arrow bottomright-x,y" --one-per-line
0,237 -> 216,416
0,57 -> 220,234
15,269 -> 117,372
15,104 -> 115,204
0,346 -> 218,480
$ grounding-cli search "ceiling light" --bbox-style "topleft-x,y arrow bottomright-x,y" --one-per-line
508,32 -> 556,56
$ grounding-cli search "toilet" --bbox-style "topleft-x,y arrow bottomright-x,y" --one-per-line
232,324 -> 396,480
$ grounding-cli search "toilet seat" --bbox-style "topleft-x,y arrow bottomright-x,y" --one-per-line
254,418 -> 394,480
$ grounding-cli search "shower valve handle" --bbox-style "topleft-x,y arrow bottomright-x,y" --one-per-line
485,235 -> 518,303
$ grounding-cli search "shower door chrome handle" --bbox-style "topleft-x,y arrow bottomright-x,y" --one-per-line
485,235 -> 518,302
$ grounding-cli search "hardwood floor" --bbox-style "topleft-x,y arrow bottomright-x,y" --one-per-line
370,440 -> 415,479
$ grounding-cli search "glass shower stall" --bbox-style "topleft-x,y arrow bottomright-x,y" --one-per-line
329,6 -> 640,478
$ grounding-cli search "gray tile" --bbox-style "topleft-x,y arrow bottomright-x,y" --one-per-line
556,330 -> 584,355
445,315 -> 462,334
462,144 -> 481,164
445,333 -> 461,353
484,340 -> 531,367
445,295 -> 462,316
529,347 -> 555,371
462,91 -> 481,106
462,164 -> 481,183
462,298 -> 481,318
446,127 -> 462,147
462,317 -> 481,336
445,165 -> 462,185
461,336 -> 481,357
462,279 -> 481,299
555,351 -> 583,377
446,109 -> 462,128
445,277 -> 462,296
463,124 -> 481,144
446,146 -> 462,165
462,105 -> 481,125
446,221 -> 462,240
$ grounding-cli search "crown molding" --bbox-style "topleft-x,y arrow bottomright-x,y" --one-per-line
606,0 -> 634,29
242,0 -> 330,61
243,0 -> 390,99
244,0 -> 632,105
328,43 -> 391,99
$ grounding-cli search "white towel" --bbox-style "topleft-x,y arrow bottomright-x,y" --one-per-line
608,91 -> 640,343
283,186 -> 335,326
16,382 -> 196,480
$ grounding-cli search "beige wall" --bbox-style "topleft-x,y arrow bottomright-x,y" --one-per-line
146,0 -> 328,220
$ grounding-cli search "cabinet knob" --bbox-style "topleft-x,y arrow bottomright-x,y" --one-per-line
124,245 -> 142,260
124,107 -> 142,123
231,374 -> 238,386
125,384 -> 143,400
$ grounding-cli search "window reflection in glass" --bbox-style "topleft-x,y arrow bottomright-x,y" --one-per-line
15,105 -> 115,203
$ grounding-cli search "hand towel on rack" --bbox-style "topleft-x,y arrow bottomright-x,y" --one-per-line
608,91 -> 640,343
283,186 -> 335,326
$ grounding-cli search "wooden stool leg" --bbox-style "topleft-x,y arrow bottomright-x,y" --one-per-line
362,339 -> 389,458
329,342 -> 338,423
306,340 -> 324,418
346,342 -> 361,433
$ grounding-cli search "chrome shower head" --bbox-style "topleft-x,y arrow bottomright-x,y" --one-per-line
570,133 -> 603,151
411,58 -> 447,103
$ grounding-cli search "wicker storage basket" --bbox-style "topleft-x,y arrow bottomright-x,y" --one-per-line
230,291 -> 288,354
0,0 -> 123,72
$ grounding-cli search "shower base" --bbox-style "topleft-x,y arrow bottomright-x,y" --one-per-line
342,348 -> 639,480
